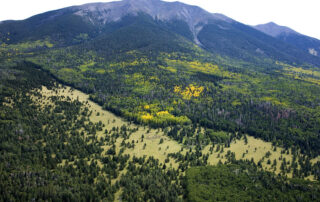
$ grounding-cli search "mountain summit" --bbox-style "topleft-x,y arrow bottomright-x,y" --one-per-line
254,22 -> 320,57
76,0 -> 232,24
74,0 -> 232,44
254,22 -> 299,37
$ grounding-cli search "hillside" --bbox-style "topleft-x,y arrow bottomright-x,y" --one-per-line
1,0 -> 320,201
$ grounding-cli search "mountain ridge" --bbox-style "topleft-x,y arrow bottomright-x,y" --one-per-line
254,22 -> 300,37
254,22 -> 320,57
73,0 -> 233,45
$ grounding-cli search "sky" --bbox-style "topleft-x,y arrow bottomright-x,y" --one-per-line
0,0 -> 319,39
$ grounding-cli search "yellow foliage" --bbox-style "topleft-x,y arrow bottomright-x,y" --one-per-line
144,105 -> 150,110
174,86 -> 182,93
156,111 -> 169,116
174,84 -> 204,99
279,62 -> 320,86
141,113 -> 153,120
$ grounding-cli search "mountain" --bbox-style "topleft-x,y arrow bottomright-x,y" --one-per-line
254,22 -> 299,38
0,0 -> 232,45
255,22 -> 320,57
1,0 -> 320,66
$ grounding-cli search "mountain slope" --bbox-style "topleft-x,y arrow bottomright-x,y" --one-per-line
0,8 -> 98,45
198,20 -> 320,66
255,22 -> 320,57
1,0 -> 320,67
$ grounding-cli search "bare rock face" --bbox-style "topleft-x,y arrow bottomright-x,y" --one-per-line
74,0 -> 232,44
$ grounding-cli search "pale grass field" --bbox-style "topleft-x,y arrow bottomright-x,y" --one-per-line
204,136 -> 292,173
39,85 -> 183,167
204,136 -> 319,180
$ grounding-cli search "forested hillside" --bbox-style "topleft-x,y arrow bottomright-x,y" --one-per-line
22,18 -> 320,158
1,62 -> 320,201
1,0 -> 320,201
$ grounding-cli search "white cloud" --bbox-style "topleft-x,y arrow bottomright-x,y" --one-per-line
0,0 -> 319,39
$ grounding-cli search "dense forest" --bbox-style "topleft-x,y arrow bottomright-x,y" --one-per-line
1,61 -> 320,201
186,162 -> 320,201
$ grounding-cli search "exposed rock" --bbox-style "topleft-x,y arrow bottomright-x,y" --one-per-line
74,0 -> 233,45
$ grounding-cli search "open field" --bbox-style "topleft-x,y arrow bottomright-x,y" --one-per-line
38,85 -> 183,168
204,136 -> 293,175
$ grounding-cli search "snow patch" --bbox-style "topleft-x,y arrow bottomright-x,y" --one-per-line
309,48 -> 318,56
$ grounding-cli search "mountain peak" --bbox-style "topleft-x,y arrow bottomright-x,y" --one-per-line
76,0 -> 217,22
254,22 -> 299,37
74,0 -> 233,45
254,22 -> 320,57
123,0 -> 160,2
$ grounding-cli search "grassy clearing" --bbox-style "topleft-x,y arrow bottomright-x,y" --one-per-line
39,85 -> 183,169
120,128 -> 183,169
204,136 -> 291,170
204,136 -> 319,180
